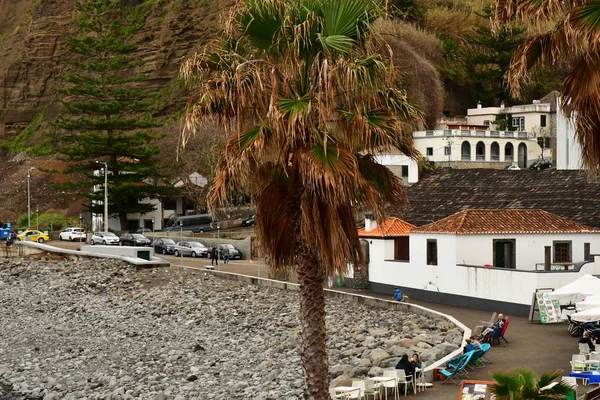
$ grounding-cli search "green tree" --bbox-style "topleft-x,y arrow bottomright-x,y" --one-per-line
490,368 -> 573,400
53,0 -> 175,230
467,6 -> 525,106
181,0 -> 422,398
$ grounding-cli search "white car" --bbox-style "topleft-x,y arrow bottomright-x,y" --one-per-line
505,165 -> 520,170
90,232 -> 120,245
59,227 -> 87,242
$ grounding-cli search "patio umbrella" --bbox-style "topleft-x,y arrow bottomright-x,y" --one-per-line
571,305 -> 600,323
576,294 -> 600,312
546,274 -> 600,305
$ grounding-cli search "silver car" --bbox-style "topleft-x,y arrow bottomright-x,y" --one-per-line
174,241 -> 209,258
90,232 -> 120,245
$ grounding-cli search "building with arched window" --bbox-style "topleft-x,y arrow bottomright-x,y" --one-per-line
413,98 -> 555,168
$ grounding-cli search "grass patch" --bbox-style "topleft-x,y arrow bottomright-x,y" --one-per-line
2,112 -> 45,154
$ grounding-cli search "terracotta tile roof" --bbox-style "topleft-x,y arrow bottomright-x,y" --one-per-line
411,209 -> 599,234
405,169 -> 600,229
358,218 -> 416,237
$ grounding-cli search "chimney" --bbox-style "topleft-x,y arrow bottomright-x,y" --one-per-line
365,213 -> 377,232
477,101 -> 482,109
500,101 -> 505,109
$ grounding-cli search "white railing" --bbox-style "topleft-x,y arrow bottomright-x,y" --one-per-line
414,129 -> 536,139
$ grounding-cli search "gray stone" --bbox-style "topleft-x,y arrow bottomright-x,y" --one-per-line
369,348 -> 391,366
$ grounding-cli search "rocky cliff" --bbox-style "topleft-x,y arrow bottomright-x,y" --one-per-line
0,0 -> 234,139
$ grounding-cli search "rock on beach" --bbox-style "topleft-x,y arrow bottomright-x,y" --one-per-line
0,258 -> 460,398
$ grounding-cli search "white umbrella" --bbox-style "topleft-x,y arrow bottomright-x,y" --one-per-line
571,305 -> 600,323
546,274 -> 600,305
577,294 -> 600,312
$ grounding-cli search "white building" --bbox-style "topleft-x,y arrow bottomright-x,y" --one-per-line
94,172 -> 208,232
556,98 -> 583,170
373,153 -> 419,184
413,101 -> 553,168
356,209 -> 600,315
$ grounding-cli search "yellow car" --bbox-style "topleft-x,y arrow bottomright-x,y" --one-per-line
18,230 -> 50,243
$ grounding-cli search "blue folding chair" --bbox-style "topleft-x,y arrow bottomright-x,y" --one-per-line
440,351 -> 474,385
480,343 -> 492,364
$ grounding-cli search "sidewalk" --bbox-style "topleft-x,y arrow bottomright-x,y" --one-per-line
336,286 -> 575,398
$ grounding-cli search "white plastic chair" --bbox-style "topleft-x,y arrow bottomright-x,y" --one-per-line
347,381 -> 363,400
395,369 -> 414,397
382,370 -> 399,400
580,343 -> 591,355
562,376 -> 578,389
414,363 -> 427,393
571,359 -> 586,372
363,379 -> 380,400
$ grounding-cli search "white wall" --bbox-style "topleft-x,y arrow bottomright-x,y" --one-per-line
366,235 -> 600,306
373,154 -> 419,184
413,135 -> 542,164
556,99 -> 583,170
454,233 -> 600,270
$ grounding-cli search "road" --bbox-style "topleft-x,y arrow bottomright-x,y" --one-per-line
49,239 -> 272,278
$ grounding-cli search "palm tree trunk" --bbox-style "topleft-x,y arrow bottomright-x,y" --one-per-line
297,248 -> 330,400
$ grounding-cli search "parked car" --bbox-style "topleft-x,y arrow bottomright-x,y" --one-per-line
120,233 -> 152,246
218,243 -> 242,259
153,238 -> 177,255
505,165 -> 520,171
241,214 -> 255,227
174,241 -> 209,258
18,229 -> 50,243
529,159 -> 553,170
90,232 -> 120,245
134,228 -> 153,233
59,227 -> 87,242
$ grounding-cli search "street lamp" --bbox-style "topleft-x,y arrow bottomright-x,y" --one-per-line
95,161 -> 108,232
27,167 -> 35,229
36,206 -> 39,231
152,218 -> 155,233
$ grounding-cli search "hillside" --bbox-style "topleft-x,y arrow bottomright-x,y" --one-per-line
0,0 -> 564,223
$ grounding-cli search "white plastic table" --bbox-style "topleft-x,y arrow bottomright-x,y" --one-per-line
370,377 -> 397,400
333,386 -> 361,399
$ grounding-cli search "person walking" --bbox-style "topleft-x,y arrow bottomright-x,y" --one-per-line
211,244 -> 219,266
222,245 -> 230,264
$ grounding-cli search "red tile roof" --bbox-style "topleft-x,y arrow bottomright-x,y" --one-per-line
358,218 -> 416,237
411,209 -> 599,235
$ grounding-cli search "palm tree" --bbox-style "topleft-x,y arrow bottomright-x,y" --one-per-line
492,0 -> 600,170
490,368 -> 574,400
180,0 -> 422,398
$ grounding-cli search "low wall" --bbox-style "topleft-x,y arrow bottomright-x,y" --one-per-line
182,267 -> 470,383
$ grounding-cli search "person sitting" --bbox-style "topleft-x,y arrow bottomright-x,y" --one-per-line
393,288 -> 404,302
580,331 -> 596,352
482,314 -> 505,337
463,338 -> 476,353
411,353 -> 422,369
395,354 -> 416,379
471,336 -> 483,350
483,320 -> 505,343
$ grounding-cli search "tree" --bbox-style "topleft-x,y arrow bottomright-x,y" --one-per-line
180,0 -> 422,398
490,368 -> 573,400
492,0 -> 600,170
53,0 -> 176,229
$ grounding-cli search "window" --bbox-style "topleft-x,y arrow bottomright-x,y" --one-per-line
426,147 -> 433,156
401,165 -> 409,178
512,117 -> 525,131
426,239 -> 438,266
394,237 -> 410,261
444,147 -> 451,156
483,120 -> 490,126
493,239 -> 516,268
553,241 -> 572,263
540,115 -> 547,127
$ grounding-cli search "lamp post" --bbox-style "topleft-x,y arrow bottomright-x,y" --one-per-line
27,167 -> 35,229
217,223 -> 221,271
180,220 -> 183,267
36,206 -> 39,231
152,218 -> 155,233
95,161 -> 108,232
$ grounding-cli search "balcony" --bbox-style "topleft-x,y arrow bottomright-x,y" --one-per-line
476,154 -> 485,161
413,129 -> 531,139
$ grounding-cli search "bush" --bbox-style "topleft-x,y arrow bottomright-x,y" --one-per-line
16,210 -> 78,231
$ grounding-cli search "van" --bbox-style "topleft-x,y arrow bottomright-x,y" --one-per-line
163,214 -> 214,232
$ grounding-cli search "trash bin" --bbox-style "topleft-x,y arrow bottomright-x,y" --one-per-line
337,276 -> 343,287
137,250 -> 150,261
